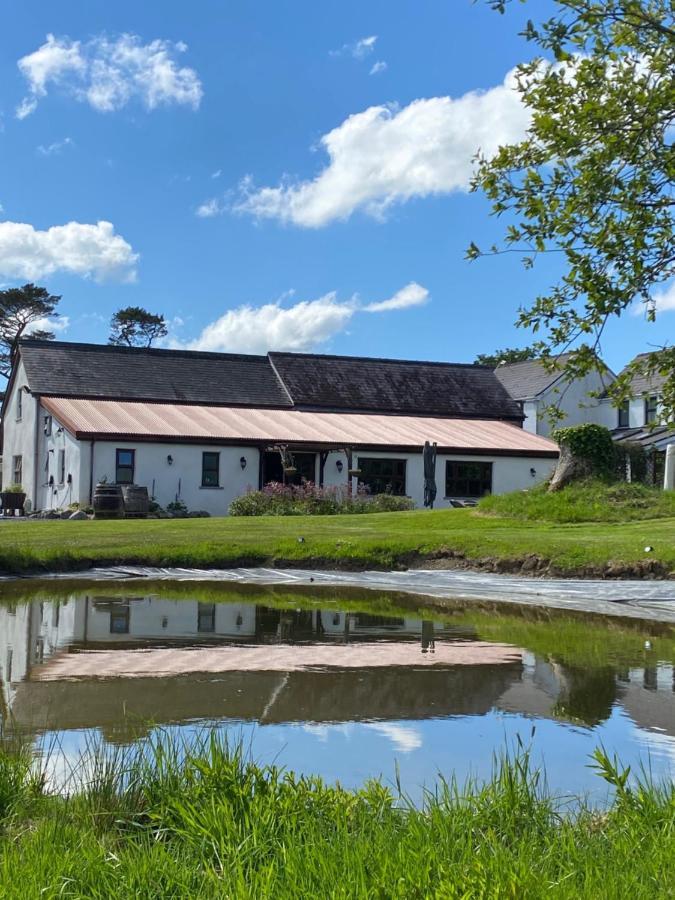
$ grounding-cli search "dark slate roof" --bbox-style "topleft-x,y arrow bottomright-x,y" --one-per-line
611,425 -> 673,450
493,355 -> 573,400
17,340 -> 524,420
18,340 -> 292,408
269,351 -> 523,419
618,353 -> 667,395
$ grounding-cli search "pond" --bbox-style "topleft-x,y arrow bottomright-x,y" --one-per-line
1,581 -> 674,803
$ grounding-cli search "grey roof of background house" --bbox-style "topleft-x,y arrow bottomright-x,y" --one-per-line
269,351 -> 523,419
618,353 -> 667,395
14,339 -> 524,421
493,355 -> 572,400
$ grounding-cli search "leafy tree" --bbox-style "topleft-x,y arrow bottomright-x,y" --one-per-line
470,0 -> 675,418
0,284 -> 61,379
109,306 -> 168,348
475,346 -> 538,367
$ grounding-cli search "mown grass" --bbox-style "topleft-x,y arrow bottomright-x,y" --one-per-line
0,732 -> 674,898
1,499 -> 674,576
479,478 -> 675,523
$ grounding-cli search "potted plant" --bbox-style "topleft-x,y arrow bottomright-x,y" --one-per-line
1,484 -> 26,516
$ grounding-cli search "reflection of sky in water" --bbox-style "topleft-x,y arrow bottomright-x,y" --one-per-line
37,707 -> 675,805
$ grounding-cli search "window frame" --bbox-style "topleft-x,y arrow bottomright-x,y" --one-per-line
16,388 -> 22,422
357,457 -> 407,496
445,460 -> 493,499
201,451 -> 220,488
197,602 -> 216,632
58,449 -> 66,485
645,395 -> 658,425
617,402 -> 630,429
115,448 -> 136,485
12,455 -> 22,487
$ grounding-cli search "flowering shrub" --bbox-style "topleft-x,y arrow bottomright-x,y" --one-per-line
229,482 -> 414,516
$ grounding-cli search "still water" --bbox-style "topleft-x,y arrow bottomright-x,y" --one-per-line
1,584 -> 674,802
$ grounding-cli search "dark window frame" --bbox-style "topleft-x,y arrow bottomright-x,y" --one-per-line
617,402 -> 630,429
198,602 -> 216,632
201,451 -> 220,487
110,605 -> 130,634
445,460 -> 493,499
12,455 -> 22,486
645,395 -> 658,425
357,457 -> 407,496
58,449 -> 66,485
115,448 -> 135,485
16,388 -> 22,421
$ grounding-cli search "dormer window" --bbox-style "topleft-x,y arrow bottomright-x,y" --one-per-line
645,395 -> 658,425
617,402 -> 629,429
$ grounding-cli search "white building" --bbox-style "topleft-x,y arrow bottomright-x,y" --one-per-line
0,340 -> 558,515
494,354 -> 614,438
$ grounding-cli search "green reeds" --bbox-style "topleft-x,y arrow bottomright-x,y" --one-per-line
0,731 -> 674,898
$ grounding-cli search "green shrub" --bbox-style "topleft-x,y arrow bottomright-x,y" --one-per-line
552,423 -> 615,475
230,482 -> 414,516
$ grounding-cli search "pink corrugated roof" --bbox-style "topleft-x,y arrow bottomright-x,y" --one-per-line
42,397 -> 559,455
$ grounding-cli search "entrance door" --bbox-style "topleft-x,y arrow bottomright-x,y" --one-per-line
262,451 -> 317,486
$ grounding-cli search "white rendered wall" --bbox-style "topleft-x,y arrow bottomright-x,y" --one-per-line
536,369 -> 611,437
91,441 -> 262,515
1,360 -> 39,505
522,401 -> 539,434
36,410 -> 83,511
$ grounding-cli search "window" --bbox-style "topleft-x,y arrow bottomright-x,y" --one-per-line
58,449 -> 66,484
110,605 -> 130,634
357,458 -> 407,495
645,395 -> 659,425
115,449 -> 135,484
16,388 -> 22,421
445,461 -> 493,498
198,602 -> 216,632
201,451 -> 220,487
617,402 -> 630,429
12,455 -> 22,486
44,415 -> 52,436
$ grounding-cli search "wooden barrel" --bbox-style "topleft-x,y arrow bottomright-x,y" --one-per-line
93,483 -> 124,519
122,484 -> 149,519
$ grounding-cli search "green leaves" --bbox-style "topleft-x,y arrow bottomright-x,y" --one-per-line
474,0 -> 675,418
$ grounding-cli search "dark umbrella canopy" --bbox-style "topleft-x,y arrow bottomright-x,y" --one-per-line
423,441 -> 437,508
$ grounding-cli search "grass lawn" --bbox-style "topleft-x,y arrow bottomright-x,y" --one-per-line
1,735 -> 674,898
1,501 -> 674,576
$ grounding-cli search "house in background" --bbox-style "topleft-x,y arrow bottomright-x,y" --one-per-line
0,339 -> 558,515
494,354 -> 615,438
596,353 -> 674,486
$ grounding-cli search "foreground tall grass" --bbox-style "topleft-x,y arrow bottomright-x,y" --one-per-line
0,733 -> 674,898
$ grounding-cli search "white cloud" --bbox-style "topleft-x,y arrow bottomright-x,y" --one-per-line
369,60 -> 387,76
36,136 -> 74,156
235,67 -> 530,228
195,198 -> 223,218
211,169 -> 222,179
364,281 -> 429,313
16,33 -> 202,118
176,281 -> 430,353
26,315 -> 70,335
352,35 -> 378,59
331,35 -> 378,60
0,220 -> 139,281
634,281 -> 675,316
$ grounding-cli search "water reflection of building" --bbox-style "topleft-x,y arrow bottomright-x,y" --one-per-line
2,597 -> 674,742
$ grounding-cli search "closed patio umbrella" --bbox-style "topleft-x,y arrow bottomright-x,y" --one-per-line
423,440 -> 437,508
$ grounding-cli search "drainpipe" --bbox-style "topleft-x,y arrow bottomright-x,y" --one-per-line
32,394 -> 41,511
88,440 -> 95,504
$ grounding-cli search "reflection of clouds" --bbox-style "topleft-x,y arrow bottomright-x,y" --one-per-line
631,724 -> 675,770
302,723 -> 353,743
364,723 -> 422,753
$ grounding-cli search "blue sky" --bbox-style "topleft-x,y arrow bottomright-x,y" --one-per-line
0,0 -> 669,371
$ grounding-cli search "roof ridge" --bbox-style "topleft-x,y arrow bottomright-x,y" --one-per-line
269,350 -> 492,370
18,338 -> 269,363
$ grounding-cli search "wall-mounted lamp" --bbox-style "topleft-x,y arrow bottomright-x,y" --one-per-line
240,456 -> 247,470
167,454 -> 174,466
529,467 -> 537,477
336,459 -> 344,473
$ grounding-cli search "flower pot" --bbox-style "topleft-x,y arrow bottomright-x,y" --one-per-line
1,492 -> 26,516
